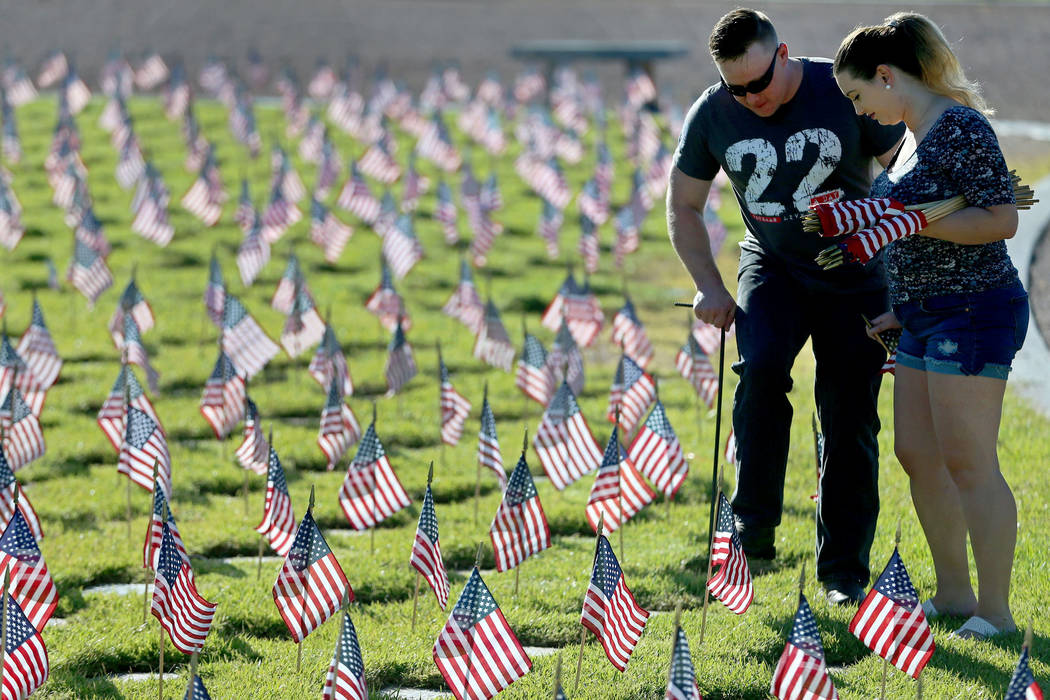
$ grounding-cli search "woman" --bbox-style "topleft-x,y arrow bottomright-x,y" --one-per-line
833,12 -> 1028,640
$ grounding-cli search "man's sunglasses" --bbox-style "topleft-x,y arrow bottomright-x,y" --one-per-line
719,44 -> 781,97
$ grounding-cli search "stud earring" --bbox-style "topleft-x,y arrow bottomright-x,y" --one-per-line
885,84 -> 892,90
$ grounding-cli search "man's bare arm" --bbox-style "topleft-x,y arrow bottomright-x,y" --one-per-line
666,167 -> 736,329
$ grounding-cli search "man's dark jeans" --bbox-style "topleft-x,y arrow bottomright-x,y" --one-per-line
729,248 -> 888,586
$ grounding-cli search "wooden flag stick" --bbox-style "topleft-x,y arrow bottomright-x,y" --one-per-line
144,459 -> 160,622
514,563 -> 520,596
187,651 -> 199,698
411,572 -> 422,632
698,465 -> 724,647
158,616 -> 165,700
553,652 -> 563,700
1025,619 -> 1034,650
297,485 -> 315,673
576,512 -> 605,693
257,536 -> 266,581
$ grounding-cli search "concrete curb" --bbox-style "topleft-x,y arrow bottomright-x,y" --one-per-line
1006,174 -> 1050,417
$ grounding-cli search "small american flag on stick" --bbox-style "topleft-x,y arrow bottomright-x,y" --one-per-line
273,491 -> 352,643
339,417 -> 411,530
628,399 -> 688,499
318,377 -> 361,470
323,602 -> 368,700
490,448 -> 550,572
256,442 -> 297,557
585,424 -> 655,534
0,507 -> 57,631
439,352 -> 471,447
771,584 -> 838,699
533,382 -> 602,491
0,586 -> 49,700
411,464 -> 450,610
152,521 -> 216,654
707,492 -> 754,614
0,446 -> 41,540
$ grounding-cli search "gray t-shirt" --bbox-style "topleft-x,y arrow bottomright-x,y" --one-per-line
674,58 -> 905,293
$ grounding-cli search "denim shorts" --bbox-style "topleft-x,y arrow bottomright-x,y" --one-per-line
892,282 -> 1029,379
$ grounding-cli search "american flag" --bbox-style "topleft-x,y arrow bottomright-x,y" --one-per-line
624,68 -> 657,108
130,191 -> 174,246
439,358 -> 472,447
318,377 -> 361,470
580,533 -> 649,672
477,391 -> 506,492
67,237 -> 113,307
273,509 -> 352,643
0,338 -> 42,417
533,382 -> 602,491
515,332 -> 553,407
411,483 -> 450,610
181,168 -> 223,227
17,299 -> 62,390
310,199 -> 353,264
385,319 -> 417,397
0,593 -> 48,700
37,52 -> 68,89
199,350 -> 246,439
164,64 -> 190,121
611,297 -> 653,370
234,178 -> 255,230
134,53 -> 169,90
236,221 -> 270,287
490,453 -> 549,572
152,523 -> 216,654
204,254 -> 225,327
707,492 -> 754,615
433,180 -> 459,244
143,474 -> 187,570
725,428 -> 738,466
537,200 -> 563,258
358,140 -> 401,184
310,323 -> 354,398
665,626 -> 703,700
108,278 -> 154,347
0,508 -> 56,632
416,112 -> 462,172
514,66 -> 546,103
115,138 -> 146,190
0,390 -> 44,473
0,181 -> 23,252
260,183 -> 303,244
122,313 -> 159,393
365,262 -> 408,333
473,301 -> 515,372
563,281 -> 604,349
235,396 -> 269,476
1006,646 -> 1043,700
281,288 -> 326,359
118,405 -> 171,498
578,213 -> 600,275
848,548 -> 934,678
676,334 -> 718,408
255,445 -> 297,557
271,253 -> 307,314
628,401 -> 688,499
646,144 -> 674,200
222,294 -> 280,380
577,177 -> 609,225
185,675 -> 212,700
339,421 -> 412,530
546,319 -> 584,398
480,173 -> 503,213
3,63 -> 37,107
323,609 -> 368,700
442,260 -> 485,333
0,445 -> 42,540
605,355 -> 656,436
770,594 -> 838,699
316,139 -> 343,198
337,161 -> 381,224
374,190 -> 399,239
692,319 -> 727,356
383,214 -> 424,280
271,146 -> 306,203
97,365 -> 159,452
433,567 -> 532,700
467,208 -> 501,267
585,425 -> 655,534
400,156 -> 428,212
613,206 -> 639,269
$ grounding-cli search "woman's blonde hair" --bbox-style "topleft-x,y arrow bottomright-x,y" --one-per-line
833,12 -> 992,115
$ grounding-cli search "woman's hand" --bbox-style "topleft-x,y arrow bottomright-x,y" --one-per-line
865,311 -> 901,340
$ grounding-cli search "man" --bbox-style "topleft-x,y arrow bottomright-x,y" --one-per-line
667,8 -> 904,605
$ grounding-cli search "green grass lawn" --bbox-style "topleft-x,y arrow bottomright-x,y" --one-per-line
0,92 -> 1047,699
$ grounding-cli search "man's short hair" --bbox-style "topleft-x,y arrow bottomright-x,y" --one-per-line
708,8 -> 778,62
